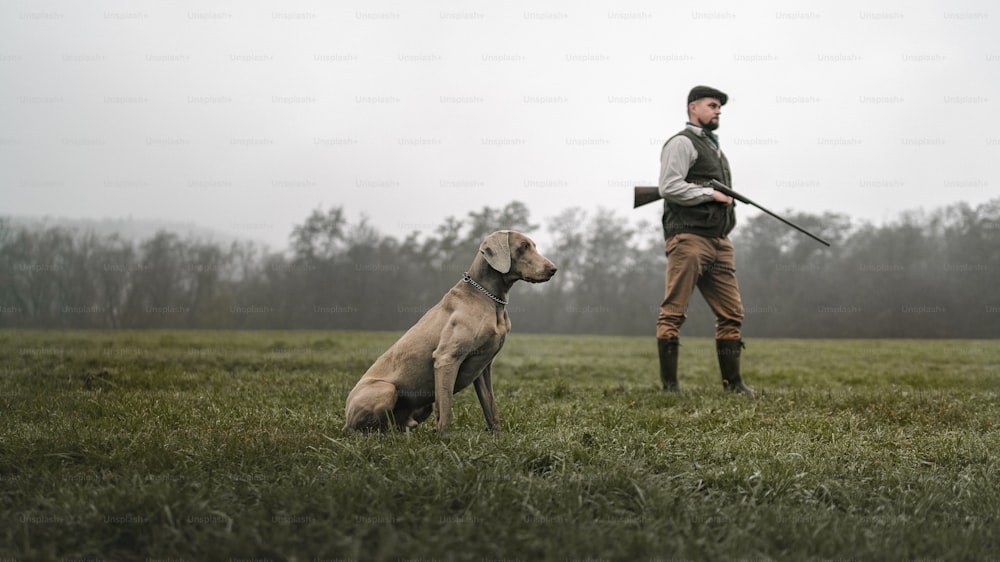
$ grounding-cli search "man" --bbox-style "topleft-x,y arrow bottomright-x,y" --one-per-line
656,85 -> 754,396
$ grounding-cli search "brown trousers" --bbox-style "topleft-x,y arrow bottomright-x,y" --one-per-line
656,233 -> 744,341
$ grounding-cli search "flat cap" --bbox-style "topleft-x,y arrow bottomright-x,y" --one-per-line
688,85 -> 728,105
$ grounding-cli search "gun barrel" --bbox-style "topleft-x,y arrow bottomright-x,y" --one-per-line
707,180 -> 831,247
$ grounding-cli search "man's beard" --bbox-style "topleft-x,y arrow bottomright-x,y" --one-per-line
700,118 -> 719,131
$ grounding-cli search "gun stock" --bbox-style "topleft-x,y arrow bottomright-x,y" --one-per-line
633,186 -> 662,208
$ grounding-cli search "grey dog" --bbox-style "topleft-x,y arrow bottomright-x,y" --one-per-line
344,230 -> 557,435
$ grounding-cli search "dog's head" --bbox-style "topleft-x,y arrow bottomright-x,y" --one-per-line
480,230 -> 557,283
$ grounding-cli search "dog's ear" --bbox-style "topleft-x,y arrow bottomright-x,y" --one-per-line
480,230 -> 511,274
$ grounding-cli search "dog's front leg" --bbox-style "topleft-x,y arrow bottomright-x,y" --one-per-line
473,362 -> 501,435
433,362 -> 459,435
432,337 -> 468,435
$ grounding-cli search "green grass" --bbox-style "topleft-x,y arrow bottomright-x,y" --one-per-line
1,330 -> 998,561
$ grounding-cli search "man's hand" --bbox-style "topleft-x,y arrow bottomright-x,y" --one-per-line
711,189 -> 734,205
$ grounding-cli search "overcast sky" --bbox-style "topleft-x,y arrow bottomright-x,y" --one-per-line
2,1 -> 997,251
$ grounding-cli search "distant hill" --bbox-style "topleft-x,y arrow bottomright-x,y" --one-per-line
1,215 -> 278,251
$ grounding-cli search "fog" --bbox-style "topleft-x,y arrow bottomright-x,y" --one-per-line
2,1 -> 998,251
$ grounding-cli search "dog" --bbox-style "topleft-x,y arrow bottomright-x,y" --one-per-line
344,230 -> 557,435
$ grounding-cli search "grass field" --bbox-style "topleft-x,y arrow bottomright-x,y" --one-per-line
1,330 -> 998,561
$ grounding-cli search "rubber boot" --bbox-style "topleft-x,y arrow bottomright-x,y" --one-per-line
716,339 -> 755,397
657,338 -> 679,392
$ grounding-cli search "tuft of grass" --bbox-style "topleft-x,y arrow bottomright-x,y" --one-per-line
0,330 -> 997,561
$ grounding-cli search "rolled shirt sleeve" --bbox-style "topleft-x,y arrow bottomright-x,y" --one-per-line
659,135 -> 716,206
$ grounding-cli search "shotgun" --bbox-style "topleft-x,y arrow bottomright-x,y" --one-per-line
634,180 -> 831,247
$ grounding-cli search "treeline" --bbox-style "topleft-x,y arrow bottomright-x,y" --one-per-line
2,198 -> 998,337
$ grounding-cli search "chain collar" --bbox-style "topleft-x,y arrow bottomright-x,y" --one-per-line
462,272 -> 508,306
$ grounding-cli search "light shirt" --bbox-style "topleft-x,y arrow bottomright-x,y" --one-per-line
658,123 -> 722,206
